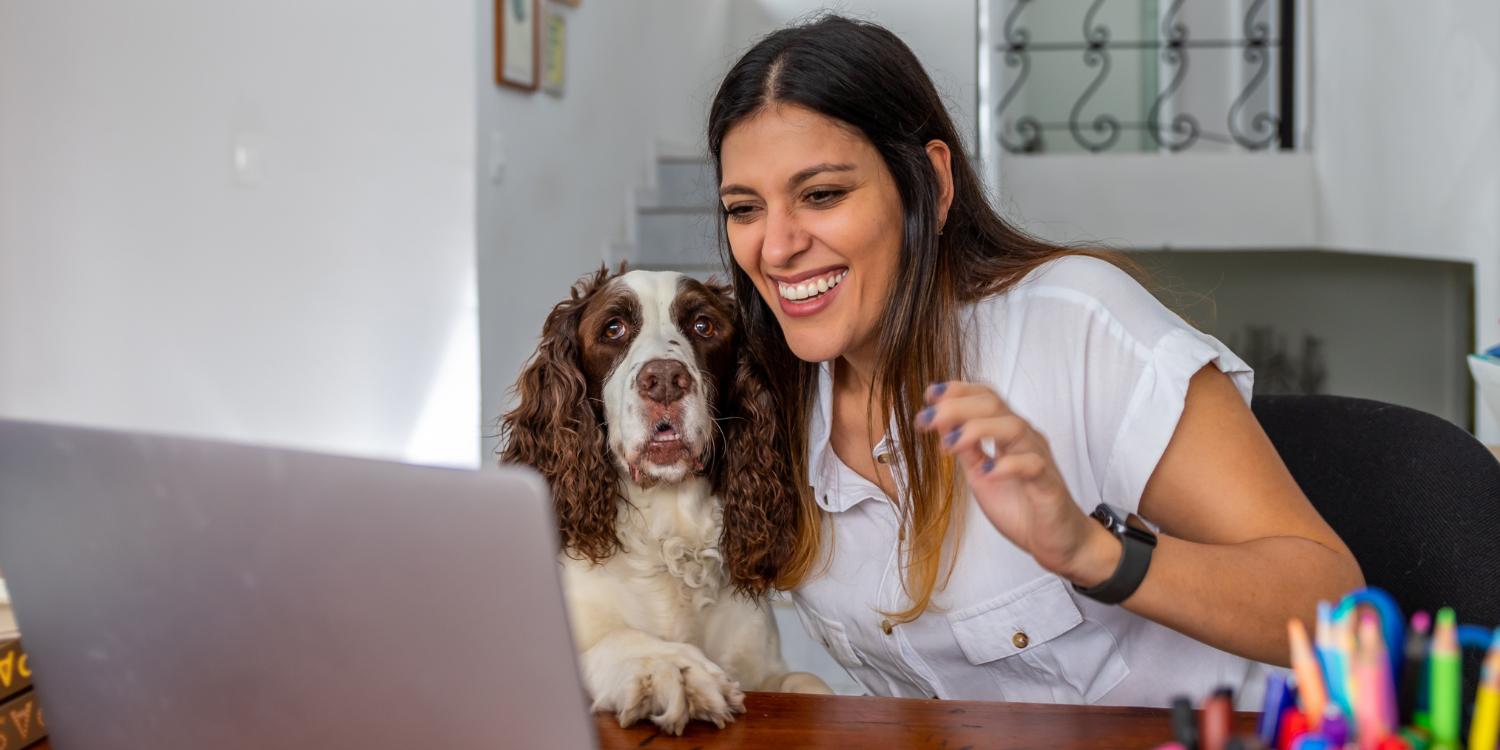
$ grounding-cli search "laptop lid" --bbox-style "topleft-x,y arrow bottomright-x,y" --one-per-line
0,418 -> 595,750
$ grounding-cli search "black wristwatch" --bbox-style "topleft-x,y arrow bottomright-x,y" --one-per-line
1072,503 -> 1157,604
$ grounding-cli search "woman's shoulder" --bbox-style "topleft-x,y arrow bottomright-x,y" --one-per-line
972,253 -> 1184,352
1009,253 -> 1147,307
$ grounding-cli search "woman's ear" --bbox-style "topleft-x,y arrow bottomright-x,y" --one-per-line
925,139 -> 954,230
499,266 -> 622,563
715,351 -> 800,595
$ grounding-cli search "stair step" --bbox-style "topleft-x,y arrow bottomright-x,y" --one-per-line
634,210 -> 721,268
655,157 -> 717,208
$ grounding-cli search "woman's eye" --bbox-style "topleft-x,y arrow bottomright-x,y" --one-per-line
724,204 -> 759,222
806,188 -> 845,206
692,316 -> 716,338
603,319 -> 629,341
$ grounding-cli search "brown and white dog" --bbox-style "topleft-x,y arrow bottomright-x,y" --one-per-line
500,266 -> 829,734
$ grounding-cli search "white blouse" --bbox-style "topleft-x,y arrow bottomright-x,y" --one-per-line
790,255 -> 1275,709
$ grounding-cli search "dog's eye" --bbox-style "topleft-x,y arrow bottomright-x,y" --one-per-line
692,316 -> 716,338
603,319 -> 629,341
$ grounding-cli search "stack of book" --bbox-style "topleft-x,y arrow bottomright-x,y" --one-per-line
0,638 -> 47,749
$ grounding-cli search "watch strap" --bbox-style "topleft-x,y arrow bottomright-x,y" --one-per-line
1073,526 -> 1154,605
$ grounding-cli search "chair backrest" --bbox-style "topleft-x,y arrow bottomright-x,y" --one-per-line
1252,394 -> 1500,702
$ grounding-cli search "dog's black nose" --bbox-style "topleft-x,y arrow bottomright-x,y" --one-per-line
636,359 -> 693,405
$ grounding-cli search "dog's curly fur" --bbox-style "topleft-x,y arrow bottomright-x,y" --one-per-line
499,265 -> 622,563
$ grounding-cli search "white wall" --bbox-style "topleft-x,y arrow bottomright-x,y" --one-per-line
476,0 -> 740,459
996,153 -> 1318,249
1310,1 -> 1500,442
0,0 -> 479,466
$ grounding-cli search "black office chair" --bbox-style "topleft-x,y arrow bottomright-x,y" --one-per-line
1252,393 -> 1500,706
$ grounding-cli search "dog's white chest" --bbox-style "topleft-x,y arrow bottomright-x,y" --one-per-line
615,479 -> 727,611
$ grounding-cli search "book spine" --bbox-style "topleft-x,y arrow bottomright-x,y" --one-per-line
0,688 -> 46,749
0,641 -> 30,704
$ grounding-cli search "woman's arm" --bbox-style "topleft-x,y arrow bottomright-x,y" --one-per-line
1062,365 -> 1364,666
919,367 -> 1364,667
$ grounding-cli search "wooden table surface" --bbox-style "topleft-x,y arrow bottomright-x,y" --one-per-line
30,692 -> 1258,749
592,691 -> 1259,749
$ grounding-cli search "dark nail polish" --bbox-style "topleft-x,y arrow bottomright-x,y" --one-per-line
928,382 -> 947,400
944,428 -> 961,447
918,407 -> 935,427
982,458 -> 995,473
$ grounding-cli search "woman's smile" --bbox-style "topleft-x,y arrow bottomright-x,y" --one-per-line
771,267 -> 849,317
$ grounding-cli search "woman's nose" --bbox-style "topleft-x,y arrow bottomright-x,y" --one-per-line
760,208 -> 808,268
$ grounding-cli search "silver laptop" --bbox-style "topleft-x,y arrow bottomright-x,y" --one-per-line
0,418 -> 596,749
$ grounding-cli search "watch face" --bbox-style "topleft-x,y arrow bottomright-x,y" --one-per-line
1092,503 -> 1127,532
1093,504 -> 1157,546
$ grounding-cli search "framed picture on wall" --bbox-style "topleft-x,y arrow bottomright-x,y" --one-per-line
496,0 -> 539,91
541,8 -> 566,96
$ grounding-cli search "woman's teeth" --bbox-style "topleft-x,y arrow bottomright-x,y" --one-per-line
778,270 -> 847,302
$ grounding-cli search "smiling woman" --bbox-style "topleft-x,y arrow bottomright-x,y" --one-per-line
707,14 -> 1364,709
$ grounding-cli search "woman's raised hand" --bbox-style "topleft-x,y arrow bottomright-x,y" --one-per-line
916,381 -> 1114,584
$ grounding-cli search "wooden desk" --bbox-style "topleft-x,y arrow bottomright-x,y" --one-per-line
29,692 -> 1258,749
594,691 -> 1258,749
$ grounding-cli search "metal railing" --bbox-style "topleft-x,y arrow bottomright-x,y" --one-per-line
982,0 -> 1299,155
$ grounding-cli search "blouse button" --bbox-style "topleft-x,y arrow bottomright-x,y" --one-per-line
880,618 -> 894,635
1012,631 -> 1030,649
875,451 -> 892,465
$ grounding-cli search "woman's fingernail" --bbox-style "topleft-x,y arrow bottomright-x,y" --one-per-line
982,458 -> 995,473
917,407 -> 936,427
928,382 -> 947,401
944,428 -> 961,447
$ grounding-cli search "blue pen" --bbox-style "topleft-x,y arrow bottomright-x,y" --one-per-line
1258,671 -> 1296,746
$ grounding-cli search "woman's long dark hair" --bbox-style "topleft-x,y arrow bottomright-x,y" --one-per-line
707,14 -> 1133,620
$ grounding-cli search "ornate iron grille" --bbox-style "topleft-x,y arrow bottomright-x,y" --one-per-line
991,0 -> 1297,155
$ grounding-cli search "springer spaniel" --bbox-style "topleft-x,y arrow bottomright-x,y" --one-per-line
500,266 -> 830,734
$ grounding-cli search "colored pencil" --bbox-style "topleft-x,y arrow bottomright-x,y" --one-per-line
1321,601 -> 1353,721
1355,610 -> 1396,749
1429,608 -> 1462,748
1403,611 -> 1431,729
1469,628 -> 1500,750
1291,618 -> 1329,731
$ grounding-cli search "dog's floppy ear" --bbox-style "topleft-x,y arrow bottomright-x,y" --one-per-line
715,322 -> 801,596
500,265 -> 622,563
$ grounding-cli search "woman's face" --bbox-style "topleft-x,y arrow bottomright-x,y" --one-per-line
719,103 -> 905,366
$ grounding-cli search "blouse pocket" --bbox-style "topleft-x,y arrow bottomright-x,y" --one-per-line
946,575 -> 1129,704
794,603 -> 863,670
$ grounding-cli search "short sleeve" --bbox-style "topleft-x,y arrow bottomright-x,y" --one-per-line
997,256 -> 1254,516
1097,328 -> 1254,515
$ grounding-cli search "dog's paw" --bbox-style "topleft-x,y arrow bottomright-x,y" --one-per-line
773,671 -> 833,695
588,641 -> 746,735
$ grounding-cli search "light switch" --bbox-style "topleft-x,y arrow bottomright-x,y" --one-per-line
232,132 -> 262,186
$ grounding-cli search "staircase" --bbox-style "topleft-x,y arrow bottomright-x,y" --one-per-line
612,144 -> 724,276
